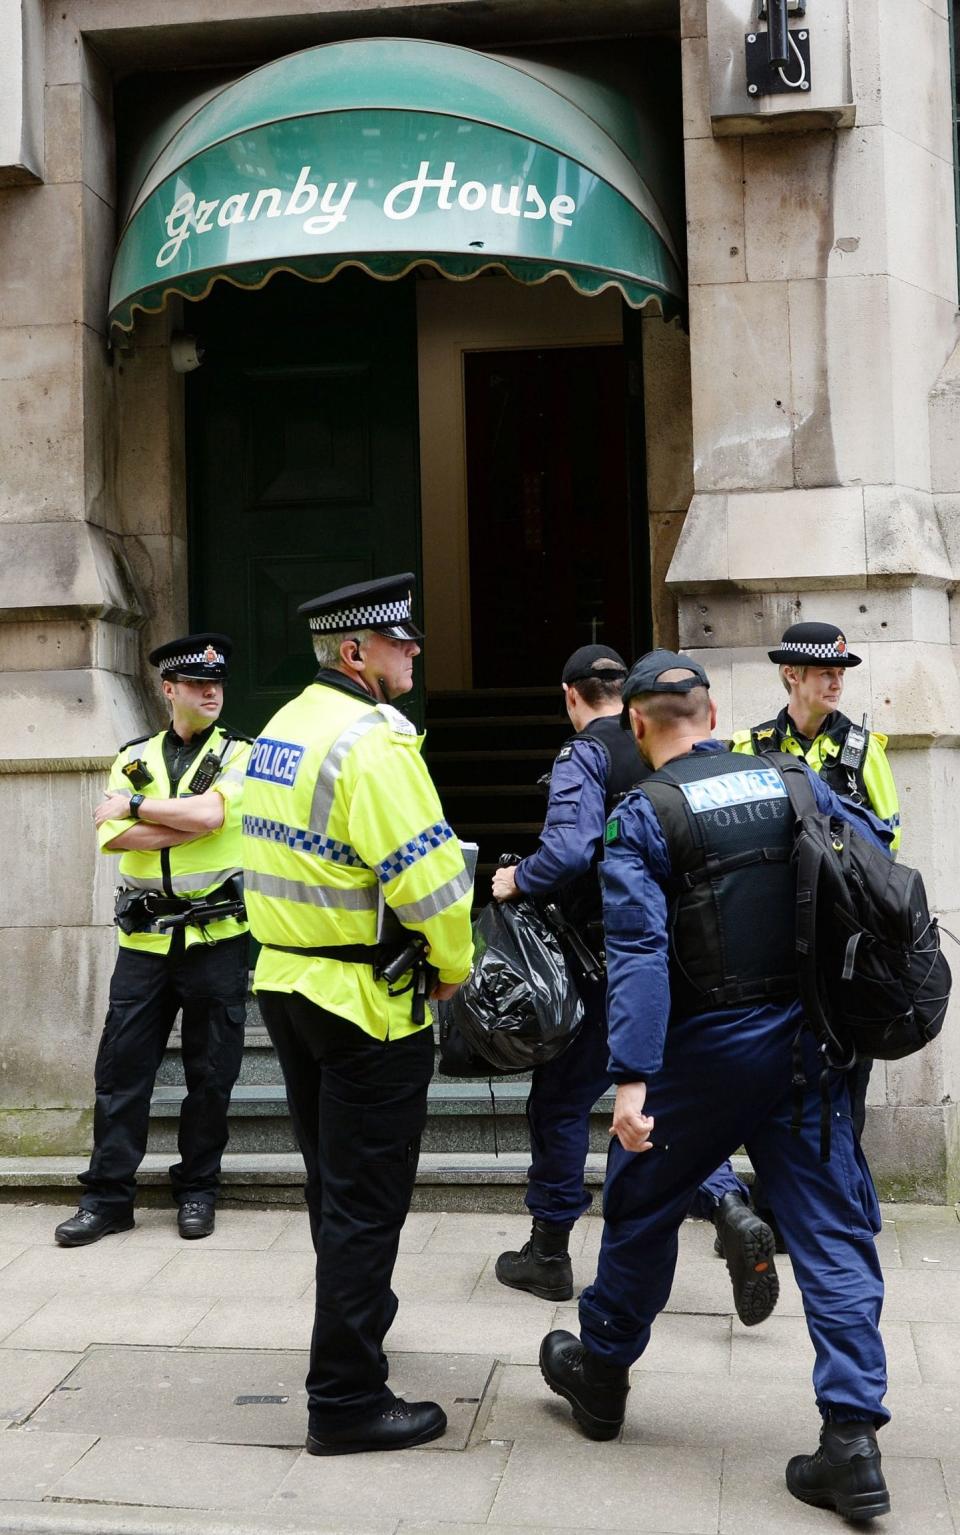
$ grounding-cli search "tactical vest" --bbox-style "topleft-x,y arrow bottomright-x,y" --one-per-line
558,715 -> 649,931
640,749 -> 798,1016
751,711 -> 868,806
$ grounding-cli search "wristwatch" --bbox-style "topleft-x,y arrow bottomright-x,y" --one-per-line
129,793 -> 146,820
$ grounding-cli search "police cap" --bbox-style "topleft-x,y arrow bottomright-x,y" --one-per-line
561,644 -> 628,687
619,649 -> 710,728
298,572 -> 424,640
767,621 -> 861,668
148,633 -> 232,681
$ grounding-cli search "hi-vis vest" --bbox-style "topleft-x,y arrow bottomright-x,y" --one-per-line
97,725 -> 251,953
241,682 -> 474,1042
730,709 -> 901,851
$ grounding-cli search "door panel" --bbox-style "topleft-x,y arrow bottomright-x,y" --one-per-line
188,272 -> 422,737
464,344 -> 638,689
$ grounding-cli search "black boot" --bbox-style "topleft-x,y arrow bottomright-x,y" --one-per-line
54,1208 -> 135,1247
786,1421 -> 890,1521
305,1398 -> 447,1456
496,1219 -> 573,1301
713,1192 -> 779,1326
539,1329 -> 629,1440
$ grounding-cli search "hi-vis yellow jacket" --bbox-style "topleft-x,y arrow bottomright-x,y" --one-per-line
241,681 -> 474,1041
730,708 -> 901,851
97,725 -> 251,953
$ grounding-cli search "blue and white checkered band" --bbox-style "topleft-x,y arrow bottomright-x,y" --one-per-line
159,648 -> 225,672
309,598 -> 412,634
778,640 -> 847,661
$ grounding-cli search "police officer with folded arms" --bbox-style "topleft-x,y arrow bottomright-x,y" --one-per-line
540,650 -> 895,1523
491,644 -> 779,1328
731,621 -> 900,1142
55,634 -> 251,1247
241,574 -> 474,1457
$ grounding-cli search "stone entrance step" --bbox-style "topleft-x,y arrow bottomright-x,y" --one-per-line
146,1081 -> 617,1158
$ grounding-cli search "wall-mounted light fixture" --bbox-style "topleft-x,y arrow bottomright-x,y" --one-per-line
746,0 -> 811,98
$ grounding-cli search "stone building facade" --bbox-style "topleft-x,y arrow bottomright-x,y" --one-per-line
0,0 -> 957,1198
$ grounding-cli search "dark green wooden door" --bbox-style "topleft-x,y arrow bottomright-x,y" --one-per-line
187,272 -> 422,737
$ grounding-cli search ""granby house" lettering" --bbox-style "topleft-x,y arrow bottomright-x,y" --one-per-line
156,160 -> 578,267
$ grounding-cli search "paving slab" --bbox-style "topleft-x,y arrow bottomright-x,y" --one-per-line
876,1267 -> 960,1322
621,1370 -> 815,1452
128,1207 -> 296,1251
883,1203 -> 960,1224
730,1315 -> 922,1388
479,1363 -> 584,1447
880,1383 -> 960,1460
551,1307 -> 733,1378
0,1207 -> 98,1246
470,1260 -> 564,1314
27,1345 -> 494,1453
48,1435 -> 298,1512
393,1253 -> 487,1303
0,1430 -> 97,1500
386,1301 -> 550,1365
0,1294 -> 47,1346
0,1246 -> 174,1298
0,1352 -> 83,1427
269,1440 -> 509,1525
265,1211 -> 442,1256
180,1297 -> 318,1351
488,1439 -> 721,1532
141,1249 -> 316,1299
719,1447 -> 955,1534
4,1293 -> 215,1352
894,1219 -> 960,1270
423,1214 -> 587,1257
0,1503 -> 387,1535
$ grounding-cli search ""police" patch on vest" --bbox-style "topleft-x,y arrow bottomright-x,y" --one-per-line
680,768 -> 787,814
246,738 -> 305,787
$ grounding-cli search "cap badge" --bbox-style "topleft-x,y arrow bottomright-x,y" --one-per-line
203,645 -> 217,664
835,635 -> 847,654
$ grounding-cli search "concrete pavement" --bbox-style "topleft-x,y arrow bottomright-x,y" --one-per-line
0,1198 -> 956,1533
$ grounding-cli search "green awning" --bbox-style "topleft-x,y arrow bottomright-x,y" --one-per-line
108,38 -> 685,336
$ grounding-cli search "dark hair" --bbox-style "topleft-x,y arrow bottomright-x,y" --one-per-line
629,686 -> 711,727
569,661 -> 625,708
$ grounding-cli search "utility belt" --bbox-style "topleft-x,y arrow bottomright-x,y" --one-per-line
263,935 -> 437,1025
114,878 -> 245,938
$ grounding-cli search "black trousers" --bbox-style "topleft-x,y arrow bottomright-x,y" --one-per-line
259,990 -> 434,1427
78,933 -> 247,1213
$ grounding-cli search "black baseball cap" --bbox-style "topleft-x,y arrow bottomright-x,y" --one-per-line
561,644 -> 628,687
619,649 -> 710,728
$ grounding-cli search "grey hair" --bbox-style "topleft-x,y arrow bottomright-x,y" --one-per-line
311,628 -> 377,670
779,662 -> 808,693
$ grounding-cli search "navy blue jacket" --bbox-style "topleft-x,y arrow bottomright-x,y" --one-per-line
514,735 -> 611,898
601,740 -> 894,1083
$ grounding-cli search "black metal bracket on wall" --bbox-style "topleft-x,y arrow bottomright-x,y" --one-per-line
745,26 -> 812,97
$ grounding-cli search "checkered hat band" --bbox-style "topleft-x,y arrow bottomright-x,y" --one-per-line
309,599 -> 412,633
160,649 -> 225,671
778,641 -> 847,660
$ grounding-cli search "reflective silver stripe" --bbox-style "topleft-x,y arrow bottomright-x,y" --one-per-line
121,868 -> 238,895
391,865 -> 474,925
219,766 -> 247,786
309,710 -> 385,833
244,868 -> 378,910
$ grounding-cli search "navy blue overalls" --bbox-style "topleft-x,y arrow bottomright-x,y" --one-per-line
513,723 -> 748,1230
579,742 -> 890,1426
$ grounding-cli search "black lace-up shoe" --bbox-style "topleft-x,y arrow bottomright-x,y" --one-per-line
305,1398 -> 447,1455
786,1421 -> 890,1521
713,1192 -> 779,1326
496,1219 -> 574,1301
539,1329 -> 629,1440
177,1200 -> 215,1239
54,1208 -> 135,1247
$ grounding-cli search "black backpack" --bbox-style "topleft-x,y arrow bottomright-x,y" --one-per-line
775,756 -> 951,1076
